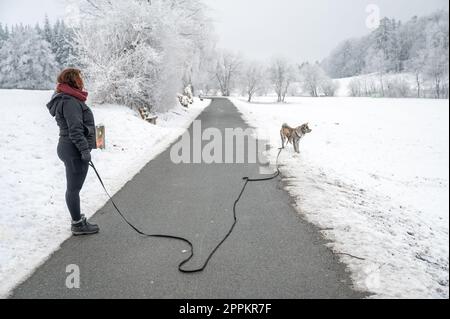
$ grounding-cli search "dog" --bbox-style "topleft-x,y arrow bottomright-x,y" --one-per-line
280,123 -> 312,153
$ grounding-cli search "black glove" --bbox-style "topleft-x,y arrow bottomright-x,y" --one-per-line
81,150 -> 92,163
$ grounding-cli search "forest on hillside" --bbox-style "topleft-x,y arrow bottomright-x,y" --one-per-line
322,11 -> 449,98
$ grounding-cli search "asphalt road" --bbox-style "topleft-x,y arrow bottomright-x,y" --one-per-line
12,98 -> 364,299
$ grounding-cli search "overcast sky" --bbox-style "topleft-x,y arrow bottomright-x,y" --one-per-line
0,0 -> 448,61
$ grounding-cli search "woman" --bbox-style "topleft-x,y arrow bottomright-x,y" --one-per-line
47,68 -> 100,236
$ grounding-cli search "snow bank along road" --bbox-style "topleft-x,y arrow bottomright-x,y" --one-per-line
11,98 -> 365,299
0,89 -> 210,298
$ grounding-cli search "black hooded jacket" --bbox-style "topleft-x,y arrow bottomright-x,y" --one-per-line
47,93 -> 97,153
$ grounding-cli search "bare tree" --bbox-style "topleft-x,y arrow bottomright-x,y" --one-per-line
426,46 -> 449,99
299,62 -> 327,97
365,49 -> 389,97
320,77 -> 339,97
407,49 -> 427,98
215,50 -> 242,96
270,58 -> 294,102
282,69 -> 295,102
241,61 -> 266,102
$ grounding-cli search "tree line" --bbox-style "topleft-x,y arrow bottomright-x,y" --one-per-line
0,3 -> 448,107
210,52 -> 338,103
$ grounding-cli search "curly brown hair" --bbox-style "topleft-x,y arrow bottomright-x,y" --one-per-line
57,68 -> 84,90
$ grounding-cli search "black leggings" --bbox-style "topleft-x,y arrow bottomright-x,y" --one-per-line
57,139 -> 89,222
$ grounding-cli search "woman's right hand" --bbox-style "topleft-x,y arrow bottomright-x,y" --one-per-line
81,150 -> 92,163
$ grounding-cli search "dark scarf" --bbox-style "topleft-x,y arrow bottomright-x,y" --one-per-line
56,83 -> 89,102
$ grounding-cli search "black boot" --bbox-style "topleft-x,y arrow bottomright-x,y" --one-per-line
71,214 -> 100,236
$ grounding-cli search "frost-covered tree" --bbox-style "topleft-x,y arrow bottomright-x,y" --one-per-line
322,38 -> 368,78
0,26 -> 58,89
426,46 -> 449,99
52,20 -> 77,67
424,12 -> 449,99
373,18 -> 403,72
240,61 -> 266,102
364,48 -> 389,97
69,0 -> 215,111
214,50 -> 242,96
191,47 -> 217,96
407,49 -> 428,98
172,0 -> 217,95
0,23 -> 9,49
0,16 -> 79,89
299,62 -> 329,97
270,58 -> 295,102
43,15 -> 53,45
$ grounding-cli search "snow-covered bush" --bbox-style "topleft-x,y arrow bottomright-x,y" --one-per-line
71,0 -> 215,112
348,78 -> 363,97
184,85 -> 194,104
385,77 -> 412,98
177,94 -> 190,108
349,75 -> 412,98
177,85 -> 194,108
299,62 -> 331,97
320,78 -> 339,97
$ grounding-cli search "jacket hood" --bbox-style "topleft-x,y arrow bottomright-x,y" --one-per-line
47,92 -> 66,117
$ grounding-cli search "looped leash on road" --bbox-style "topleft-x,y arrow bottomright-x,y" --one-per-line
89,147 -> 284,274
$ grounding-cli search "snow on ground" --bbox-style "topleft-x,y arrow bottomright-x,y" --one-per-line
232,96 -> 449,299
0,89 -> 210,298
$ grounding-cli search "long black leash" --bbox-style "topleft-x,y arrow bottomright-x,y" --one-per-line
89,147 -> 284,274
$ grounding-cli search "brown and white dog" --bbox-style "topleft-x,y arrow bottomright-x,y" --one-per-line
280,123 -> 312,153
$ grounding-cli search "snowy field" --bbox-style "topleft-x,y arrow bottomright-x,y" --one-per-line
232,96 -> 449,299
0,89 -> 210,298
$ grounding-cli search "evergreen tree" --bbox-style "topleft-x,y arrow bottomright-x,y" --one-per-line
53,19 -> 77,67
34,23 -> 42,36
0,23 -> 8,44
51,19 -> 61,57
0,26 -> 59,89
43,15 -> 53,44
